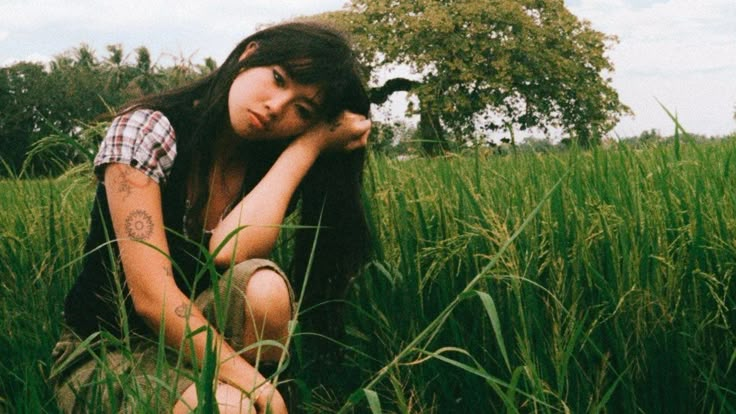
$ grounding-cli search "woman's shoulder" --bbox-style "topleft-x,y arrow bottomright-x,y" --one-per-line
112,108 -> 174,134
107,107 -> 177,148
95,108 -> 178,184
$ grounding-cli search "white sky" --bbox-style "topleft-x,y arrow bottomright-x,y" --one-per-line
1,0 -> 734,138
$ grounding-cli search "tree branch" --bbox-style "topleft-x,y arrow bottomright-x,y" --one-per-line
369,77 -> 421,105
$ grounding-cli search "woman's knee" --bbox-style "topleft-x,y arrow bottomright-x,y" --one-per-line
245,268 -> 292,326
242,268 -> 292,361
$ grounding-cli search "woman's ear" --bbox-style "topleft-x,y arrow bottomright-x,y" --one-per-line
239,42 -> 258,61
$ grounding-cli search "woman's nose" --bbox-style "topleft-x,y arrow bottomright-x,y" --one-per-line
264,91 -> 291,118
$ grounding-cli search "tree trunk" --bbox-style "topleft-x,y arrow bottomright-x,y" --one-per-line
418,102 -> 447,155
369,77 -> 447,156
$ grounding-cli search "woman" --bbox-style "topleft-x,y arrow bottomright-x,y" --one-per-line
50,21 -> 372,413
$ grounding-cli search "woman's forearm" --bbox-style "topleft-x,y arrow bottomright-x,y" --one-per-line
104,164 -> 271,400
209,137 -> 320,266
166,296 -> 265,386
209,111 -> 370,266
139,289 -> 274,405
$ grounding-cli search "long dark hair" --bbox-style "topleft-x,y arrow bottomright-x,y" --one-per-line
124,21 -> 371,340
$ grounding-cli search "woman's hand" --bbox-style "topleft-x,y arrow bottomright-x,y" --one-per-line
252,382 -> 287,414
210,110 -> 369,265
296,111 -> 371,154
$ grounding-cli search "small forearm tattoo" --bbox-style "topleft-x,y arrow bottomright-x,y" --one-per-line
329,121 -> 341,132
175,302 -> 188,318
124,209 -> 154,240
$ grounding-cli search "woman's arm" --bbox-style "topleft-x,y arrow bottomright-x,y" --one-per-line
104,163 -> 285,412
209,112 -> 371,266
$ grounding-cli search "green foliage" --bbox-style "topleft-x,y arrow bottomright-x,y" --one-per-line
0,62 -> 48,175
21,120 -> 107,176
0,45 -> 215,177
346,137 -> 736,412
323,0 -> 630,148
3,134 -> 736,412
368,121 -> 420,156
0,177 -> 93,412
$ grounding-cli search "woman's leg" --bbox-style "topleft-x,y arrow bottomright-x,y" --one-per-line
173,260 -> 294,413
240,267 -> 292,363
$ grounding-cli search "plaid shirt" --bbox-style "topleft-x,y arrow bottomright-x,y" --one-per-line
94,109 -> 177,185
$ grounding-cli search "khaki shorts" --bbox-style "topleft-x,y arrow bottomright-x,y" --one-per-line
49,258 -> 295,413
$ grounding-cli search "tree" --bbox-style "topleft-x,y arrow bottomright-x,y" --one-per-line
0,43 -> 215,176
0,62 -> 49,173
104,44 -> 127,92
322,0 -> 630,151
1,45 -> 134,174
1,49 -> 116,175
73,43 -> 98,70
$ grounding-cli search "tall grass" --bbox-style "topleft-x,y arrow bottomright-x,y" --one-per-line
0,174 -> 93,412
2,135 -> 736,412
345,138 -> 736,412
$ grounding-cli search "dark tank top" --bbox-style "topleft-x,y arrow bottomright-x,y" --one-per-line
62,163 -> 210,339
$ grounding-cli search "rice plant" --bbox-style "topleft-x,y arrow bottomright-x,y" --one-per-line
2,132 -> 736,412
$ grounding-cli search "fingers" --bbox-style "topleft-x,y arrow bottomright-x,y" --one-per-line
344,128 -> 370,151
338,111 -> 371,136
323,111 -> 370,151
254,384 -> 287,414
298,111 -> 372,153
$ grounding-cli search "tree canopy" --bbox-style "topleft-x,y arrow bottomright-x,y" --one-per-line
325,0 -> 630,150
1,3 -> 634,173
0,45 -> 212,175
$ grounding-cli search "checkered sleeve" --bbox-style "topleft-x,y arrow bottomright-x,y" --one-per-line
94,109 -> 177,185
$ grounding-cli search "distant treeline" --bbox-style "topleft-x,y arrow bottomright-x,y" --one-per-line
0,44 -> 216,176
1,36 -> 731,177
2,1 -> 637,175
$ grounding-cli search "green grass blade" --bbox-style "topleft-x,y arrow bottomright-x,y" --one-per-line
364,388 -> 382,414
475,290 -> 511,373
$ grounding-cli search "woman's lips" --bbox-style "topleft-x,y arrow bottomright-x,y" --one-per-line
248,110 -> 266,130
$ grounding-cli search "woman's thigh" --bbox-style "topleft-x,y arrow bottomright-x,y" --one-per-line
194,258 -> 295,356
51,258 -> 295,412
50,332 -> 195,413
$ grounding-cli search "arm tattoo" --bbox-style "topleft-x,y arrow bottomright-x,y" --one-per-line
175,302 -> 188,318
162,266 -> 173,278
329,121 -> 341,132
113,168 -> 133,200
124,209 -> 154,240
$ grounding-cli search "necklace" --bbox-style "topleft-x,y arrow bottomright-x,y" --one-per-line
182,162 -> 245,239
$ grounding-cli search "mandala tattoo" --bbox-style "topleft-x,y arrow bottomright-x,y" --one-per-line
175,303 -> 188,318
124,209 -> 154,240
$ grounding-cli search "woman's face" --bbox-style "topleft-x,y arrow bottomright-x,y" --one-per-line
228,64 -> 323,141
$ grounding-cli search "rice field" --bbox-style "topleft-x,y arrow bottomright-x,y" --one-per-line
1,136 -> 736,412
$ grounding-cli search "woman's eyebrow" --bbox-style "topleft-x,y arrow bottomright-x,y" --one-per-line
300,95 -> 320,109
295,88 -> 323,110
280,67 -> 322,109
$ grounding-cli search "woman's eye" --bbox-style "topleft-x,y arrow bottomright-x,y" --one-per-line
273,69 -> 285,87
296,105 -> 313,121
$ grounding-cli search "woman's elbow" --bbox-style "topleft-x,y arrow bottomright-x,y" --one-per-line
209,233 -> 235,267
212,250 -> 238,268
212,247 -> 252,268
211,244 -> 270,268
209,229 -> 277,267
